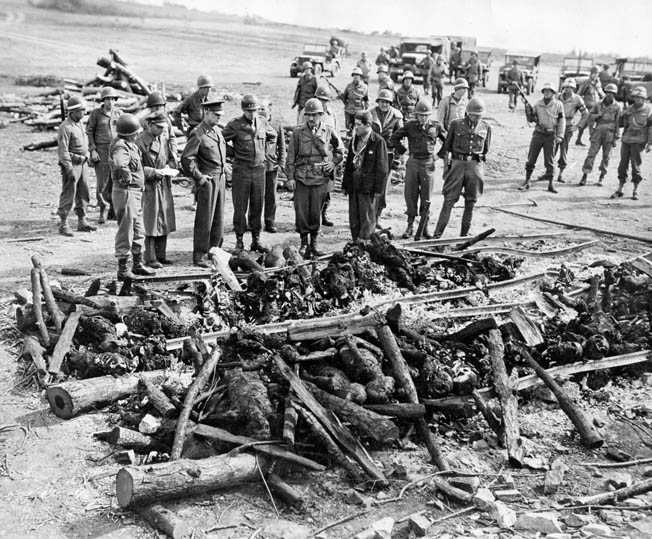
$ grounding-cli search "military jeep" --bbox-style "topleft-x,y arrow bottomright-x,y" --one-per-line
290,43 -> 341,78
497,52 -> 541,94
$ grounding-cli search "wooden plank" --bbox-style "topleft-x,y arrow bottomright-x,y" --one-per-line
509,307 -> 545,346
631,256 -> 652,278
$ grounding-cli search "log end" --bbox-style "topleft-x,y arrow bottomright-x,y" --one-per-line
45,386 -> 75,419
116,468 -> 135,508
583,436 -> 605,450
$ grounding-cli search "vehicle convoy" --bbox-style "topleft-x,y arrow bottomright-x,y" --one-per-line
388,36 -> 451,84
558,56 -> 595,90
290,43 -> 341,78
456,47 -> 493,87
497,52 -> 541,94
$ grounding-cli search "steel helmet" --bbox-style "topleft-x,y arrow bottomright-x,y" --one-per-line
351,67 -> 363,76
303,98 -> 324,115
466,97 -> 486,114
414,98 -> 433,115
241,94 -> 258,110
562,78 -> 577,90
302,61 -> 313,71
541,82 -> 557,93
377,64 -> 388,74
401,70 -> 414,81
453,77 -> 469,89
376,89 -> 394,103
100,87 -> 119,100
116,113 -> 141,137
604,83 -> 618,94
631,86 -> 648,99
196,74 -> 214,88
66,95 -> 85,112
315,86 -> 331,101
590,66 -> 599,74
146,91 -> 166,108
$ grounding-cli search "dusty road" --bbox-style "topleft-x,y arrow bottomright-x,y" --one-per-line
1,2 -> 652,538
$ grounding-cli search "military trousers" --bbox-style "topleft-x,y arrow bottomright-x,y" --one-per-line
194,172 -> 225,260
264,169 -> 278,227
557,127 -> 574,171
58,162 -> 90,219
231,162 -> 265,235
294,180 -> 329,235
434,159 -> 484,237
112,186 -> 144,259
581,128 -> 616,175
404,156 -> 435,218
93,144 -> 111,210
617,142 -> 645,185
525,130 -> 556,180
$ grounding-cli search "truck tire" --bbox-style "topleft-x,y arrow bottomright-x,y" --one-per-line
290,68 -> 297,78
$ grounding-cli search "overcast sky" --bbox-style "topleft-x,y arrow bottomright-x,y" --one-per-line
147,0 -> 651,57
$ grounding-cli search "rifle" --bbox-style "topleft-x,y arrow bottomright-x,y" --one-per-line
515,85 -> 535,123
320,75 -> 345,102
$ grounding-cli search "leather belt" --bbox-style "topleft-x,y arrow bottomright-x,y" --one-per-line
452,153 -> 481,162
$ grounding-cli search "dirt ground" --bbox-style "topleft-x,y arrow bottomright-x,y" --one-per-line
2,2 -> 652,538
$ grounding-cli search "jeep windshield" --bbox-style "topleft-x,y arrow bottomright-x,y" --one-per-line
303,44 -> 326,56
401,43 -> 430,54
505,55 -> 537,67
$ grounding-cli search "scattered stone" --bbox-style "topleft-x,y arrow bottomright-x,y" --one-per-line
533,386 -> 557,402
641,372 -> 652,386
473,488 -> 496,512
387,463 -> 407,480
643,466 -> 652,478
449,476 -> 480,494
371,517 -> 394,539
581,522 -> 612,536
564,513 -> 593,528
498,473 -> 516,489
623,497 -> 647,507
515,512 -> 563,534
523,456 -> 549,471
493,489 -> 522,502
544,459 -> 569,494
408,513 -> 432,536
344,490 -> 369,506
598,509 -> 624,525
138,413 -> 162,434
491,501 -> 516,528
605,472 -> 633,490
473,439 -> 490,451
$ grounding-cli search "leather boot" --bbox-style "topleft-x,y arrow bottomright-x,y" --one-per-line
414,216 -> 431,241
321,209 -> 334,227
610,182 -> 625,199
598,173 -> 605,185
235,234 -> 245,251
144,237 -> 162,269
632,185 -> 639,200
193,254 -> 211,268
98,208 -> 106,224
298,234 -> 310,258
117,257 -> 134,281
58,216 -> 74,237
77,216 -> 97,232
579,173 -> 587,186
310,232 -> 325,257
547,178 -> 558,193
155,236 -> 172,264
107,206 -> 116,220
401,217 -> 415,239
132,252 -> 156,276
519,172 -> 532,191
557,171 -> 565,183
250,232 -> 268,253
461,199 -> 475,236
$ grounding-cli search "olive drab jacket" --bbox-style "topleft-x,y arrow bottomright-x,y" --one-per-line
396,84 -> 420,118
57,116 -> 89,173
587,99 -> 622,140
109,138 -> 144,189
390,119 -> 444,159
369,105 -> 404,148
621,102 -> 652,145
222,115 -> 277,167
342,80 -> 369,115
286,122 -> 344,186
181,120 -> 226,181
444,116 -> 492,158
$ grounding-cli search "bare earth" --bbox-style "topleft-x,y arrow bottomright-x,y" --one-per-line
1,2 -> 652,538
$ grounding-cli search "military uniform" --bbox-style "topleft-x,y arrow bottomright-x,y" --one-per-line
320,107 -> 340,226
391,118 -> 444,222
356,58 -> 373,84
505,66 -> 523,111
378,76 -> 395,94
293,73 -> 318,123
576,77 -> 604,144
617,102 -> 652,188
581,98 -> 622,178
438,93 -> 468,132
433,116 -> 492,237
558,92 -> 588,174
264,116 -> 287,230
86,106 -> 121,215
286,121 -> 343,246
396,84 -> 420,121
342,81 -> 369,129
464,58 -> 483,96
136,127 -> 177,266
57,115 -> 91,224
173,91 -> 206,135
525,98 -> 566,182
428,64 -> 446,106
109,138 -> 145,260
181,120 -> 227,262
222,115 -> 277,239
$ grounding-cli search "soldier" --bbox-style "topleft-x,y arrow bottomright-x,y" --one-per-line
505,60 -> 524,112
432,97 -> 491,238
342,67 -> 369,131
57,95 -> 96,237
109,113 -> 155,280
375,47 -> 390,67
576,66 -> 604,146
421,51 -> 436,96
438,78 -> 469,133
396,70 -> 420,121
180,95 -> 227,268
136,112 -> 177,268
87,87 -> 120,224
464,51 -> 483,97
555,78 -> 589,184
519,83 -> 566,193
377,64 -> 395,94
428,56 -> 446,107
315,85 -> 339,227
342,110 -> 389,241
357,51 -> 373,84
369,89 -> 404,226
136,92 -> 178,160
222,94 -> 277,252
173,74 -> 213,136
449,45 -> 462,84
293,61 -> 318,124
612,86 -> 652,200
390,97 -> 444,239
286,98 -> 344,257
258,99 -> 286,233
598,64 -> 612,89
578,83 -> 622,187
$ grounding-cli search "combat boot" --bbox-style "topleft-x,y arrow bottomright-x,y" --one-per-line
98,208 -> 106,224
310,232 -> 325,257
578,173 -> 588,186
632,185 -> 639,201
321,209 -> 334,227
519,172 -> 532,191
155,236 -> 172,265
401,217 -> 415,239
58,216 -> 74,237
557,171 -> 565,183
144,237 -> 162,269
298,234 -> 310,258
250,232 -> 268,253
547,178 -> 558,194
597,173 -> 605,185
235,234 -> 245,251
77,216 -> 97,232
610,182 -> 625,199
117,258 -> 135,281
107,206 -> 116,221
132,252 -> 156,276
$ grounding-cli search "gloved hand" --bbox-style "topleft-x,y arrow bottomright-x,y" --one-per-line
65,169 -> 76,182
285,179 -> 296,192
197,175 -> 210,188
90,149 -> 100,163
